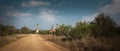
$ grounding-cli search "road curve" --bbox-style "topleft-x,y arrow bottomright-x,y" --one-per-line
0,34 -> 70,51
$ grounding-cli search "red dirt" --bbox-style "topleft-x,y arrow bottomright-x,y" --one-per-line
0,34 -> 70,51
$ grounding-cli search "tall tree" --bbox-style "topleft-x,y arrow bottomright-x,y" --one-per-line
55,24 -> 72,36
92,13 -> 117,37
0,24 -> 6,36
72,22 -> 92,39
5,25 -> 16,35
21,26 -> 31,34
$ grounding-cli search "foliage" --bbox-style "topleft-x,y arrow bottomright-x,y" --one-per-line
0,13 -> 119,39
0,24 -> 6,36
39,30 -> 49,34
21,26 -> 31,34
54,23 -> 94,40
5,25 -> 17,35
71,22 -> 94,39
55,24 -> 73,40
91,13 -> 119,37
0,24 -> 21,36
55,13 -> 120,39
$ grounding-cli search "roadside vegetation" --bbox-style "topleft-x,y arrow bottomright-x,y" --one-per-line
0,34 -> 28,47
0,25 -> 30,47
41,13 -> 120,51
0,13 -> 120,51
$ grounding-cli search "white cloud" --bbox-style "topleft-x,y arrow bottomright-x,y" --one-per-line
5,10 -> 32,17
81,13 -> 98,22
101,0 -> 120,25
21,0 -> 50,7
101,0 -> 120,16
38,8 -> 56,22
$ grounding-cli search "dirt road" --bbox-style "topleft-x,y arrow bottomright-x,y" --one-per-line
0,34 -> 69,51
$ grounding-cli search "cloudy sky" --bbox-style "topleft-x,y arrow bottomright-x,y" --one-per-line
0,0 -> 119,30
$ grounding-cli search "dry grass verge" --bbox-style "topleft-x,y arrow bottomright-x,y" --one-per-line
0,34 -> 28,47
40,34 -> 120,51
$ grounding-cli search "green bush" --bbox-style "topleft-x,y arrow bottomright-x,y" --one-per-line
91,13 -> 119,37
39,30 -> 49,34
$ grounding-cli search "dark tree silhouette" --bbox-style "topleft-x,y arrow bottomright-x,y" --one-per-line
92,13 -> 118,37
21,26 -> 31,34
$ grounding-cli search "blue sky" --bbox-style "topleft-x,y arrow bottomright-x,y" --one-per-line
0,0 -> 119,30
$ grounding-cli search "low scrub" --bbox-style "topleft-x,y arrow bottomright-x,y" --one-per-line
0,34 -> 27,47
41,34 -> 120,51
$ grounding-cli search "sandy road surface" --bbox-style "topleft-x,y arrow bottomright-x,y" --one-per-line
0,34 -> 69,51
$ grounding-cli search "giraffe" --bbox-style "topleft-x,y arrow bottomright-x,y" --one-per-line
35,24 -> 39,34
49,24 -> 59,34
49,25 -> 54,34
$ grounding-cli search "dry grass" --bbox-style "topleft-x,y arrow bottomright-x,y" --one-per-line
40,34 -> 85,51
40,34 -> 120,51
0,34 -> 28,47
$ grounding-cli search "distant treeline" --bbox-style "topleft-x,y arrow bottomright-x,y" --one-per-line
0,13 -> 120,38
0,24 -> 50,36
0,25 -> 29,36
